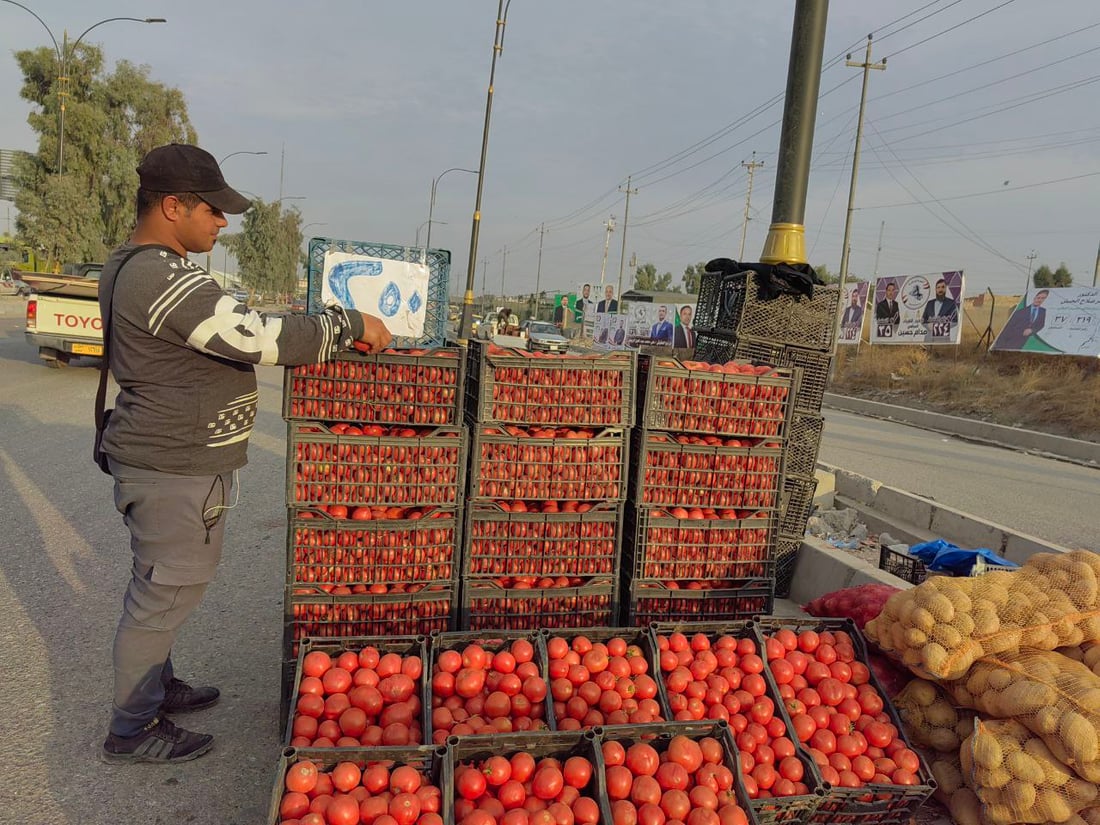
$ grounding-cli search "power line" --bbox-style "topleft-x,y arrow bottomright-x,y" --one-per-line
862,169 -> 1100,209
873,0 -> 966,43
885,0 -> 1019,60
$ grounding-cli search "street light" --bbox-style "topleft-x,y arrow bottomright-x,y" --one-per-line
426,167 -> 478,253
459,0 -> 513,341
417,219 -> 447,248
219,150 -> 267,165
0,2 -> 166,175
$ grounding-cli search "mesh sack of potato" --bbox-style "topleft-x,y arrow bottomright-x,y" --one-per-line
961,716 -> 1099,825
925,748 -> 989,825
1059,642 -> 1100,677
865,551 -> 1100,680
895,678 -> 978,753
945,649 -> 1100,783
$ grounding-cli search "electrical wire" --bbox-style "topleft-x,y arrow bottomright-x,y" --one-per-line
873,0 -> 966,44
863,169 -> 1100,209
885,0 -> 1019,60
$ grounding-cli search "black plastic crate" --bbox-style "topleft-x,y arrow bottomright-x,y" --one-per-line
465,339 -> 636,428
751,618 -> 937,825
629,428 -> 784,510
638,353 -> 795,438
779,476 -> 818,537
463,502 -> 623,580
460,578 -> 618,631
695,270 -> 748,331
739,275 -> 841,352
774,532 -> 804,598
623,580 -> 774,626
878,543 -> 927,585
286,508 -> 458,588
786,412 -> 825,481
282,346 -> 464,426
283,635 -> 430,747
468,424 -> 628,503
733,335 -> 833,414
427,629 -> 555,740
691,326 -> 739,365
625,506 -> 777,584
267,745 -> 445,825
286,422 -> 466,509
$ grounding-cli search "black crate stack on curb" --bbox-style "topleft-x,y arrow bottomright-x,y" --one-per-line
279,348 -> 467,705
692,265 -> 840,598
460,341 -> 636,629
623,354 -> 797,624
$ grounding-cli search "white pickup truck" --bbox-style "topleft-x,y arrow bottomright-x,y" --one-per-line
21,264 -> 104,367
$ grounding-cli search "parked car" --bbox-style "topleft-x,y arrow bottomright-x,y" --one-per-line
231,288 -> 249,303
522,320 -> 569,353
290,296 -> 308,312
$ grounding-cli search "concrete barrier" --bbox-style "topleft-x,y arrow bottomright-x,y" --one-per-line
787,535 -> 913,606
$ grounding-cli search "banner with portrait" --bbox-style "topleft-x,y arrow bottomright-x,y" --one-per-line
593,311 -> 627,349
991,287 -> 1100,357
870,271 -> 965,345
836,282 -> 869,345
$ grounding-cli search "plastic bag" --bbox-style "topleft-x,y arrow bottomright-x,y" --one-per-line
909,539 -> 1018,576
894,678 -> 977,753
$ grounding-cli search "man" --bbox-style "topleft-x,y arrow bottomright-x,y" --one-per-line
97,144 -> 390,764
995,289 -> 1049,350
673,304 -> 695,348
875,282 -> 901,325
841,289 -> 863,327
921,278 -> 959,324
552,295 -> 568,329
575,283 -> 591,315
597,285 -> 618,313
649,305 -> 673,343
612,318 -> 626,345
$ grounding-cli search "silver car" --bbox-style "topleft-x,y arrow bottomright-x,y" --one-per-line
523,320 -> 569,353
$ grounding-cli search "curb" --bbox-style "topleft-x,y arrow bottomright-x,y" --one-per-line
823,392 -> 1100,467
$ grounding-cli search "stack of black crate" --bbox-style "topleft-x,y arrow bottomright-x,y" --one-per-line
279,347 -> 467,705
459,340 -> 636,629
623,353 -> 797,623
691,267 -> 840,597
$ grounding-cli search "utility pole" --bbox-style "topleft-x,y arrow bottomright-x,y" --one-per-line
599,215 -> 616,285
481,257 -> 489,315
534,223 -> 546,318
1091,240 -> 1098,287
1025,250 -> 1038,292
739,153 -> 764,260
873,220 -> 886,277
616,176 -> 638,310
500,245 -> 508,305
278,142 -> 285,202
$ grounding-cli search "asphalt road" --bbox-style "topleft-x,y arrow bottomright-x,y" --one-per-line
819,408 -> 1098,551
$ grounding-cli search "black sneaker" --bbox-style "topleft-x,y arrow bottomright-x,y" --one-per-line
161,678 -> 220,713
101,715 -> 214,764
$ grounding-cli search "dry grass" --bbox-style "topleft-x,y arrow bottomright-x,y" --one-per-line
830,328 -> 1100,442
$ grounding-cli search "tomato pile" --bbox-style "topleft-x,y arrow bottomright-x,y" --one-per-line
286,348 -> 461,427
545,633 -> 663,729
466,509 -> 617,578
636,435 -> 781,509
478,344 -> 632,427
758,626 -> 925,790
464,584 -> 615,631
473,426 -> 625,502
453,750 -> 601,825
601,732 -> 752,825
289,646 -> 425,748
291,512 -> 455,586
279,758 -> 442,825
291,426 -> 463,508
632,512 -> 773,583
288,588 -> 452,652
629,587 -> 772,626
647,359 -> 791,436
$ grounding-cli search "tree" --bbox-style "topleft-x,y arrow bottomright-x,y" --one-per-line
1033,262 -> 1073,288
682,261 -> 706,294
634,262 -> 675,291
220,200 -> 302,298
13,43 -> 195,265
814,263 -> 837,284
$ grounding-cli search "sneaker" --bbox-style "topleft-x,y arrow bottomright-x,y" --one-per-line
101,715 -> 214,764
161,678 -> 220,713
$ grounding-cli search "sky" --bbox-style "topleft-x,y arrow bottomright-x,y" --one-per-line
2,0 -> 1099,301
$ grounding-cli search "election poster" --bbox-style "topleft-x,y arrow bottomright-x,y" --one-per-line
836,282 -> 869,345
870,271 -> 965,345
991,287 -> 1100,357
575,283 -> 599,325
593,311 -> 627,349
624,302 -> 676,347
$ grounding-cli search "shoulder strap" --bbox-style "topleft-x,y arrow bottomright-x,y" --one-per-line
95,244 -> 182,429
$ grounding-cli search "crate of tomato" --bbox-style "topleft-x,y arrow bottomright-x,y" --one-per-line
625,506 -> 778,585
649,622 -> 826,825
269,744 -> 444,825
462,501 -> 622,581
283,345 -> 464,427
286,422 -> 465,510
468,424 -> 629,503
466,340 -> 636,427
751,618 -> 935,825
638,354 -> 795,438
287,506 -> 458,589
460,576 -> 618,632
624,580 -> 773,627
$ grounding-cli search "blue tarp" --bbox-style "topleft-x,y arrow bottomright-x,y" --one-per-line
909,539 -> 1019,577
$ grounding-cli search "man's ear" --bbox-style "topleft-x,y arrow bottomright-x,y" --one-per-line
160,194 -> 184,222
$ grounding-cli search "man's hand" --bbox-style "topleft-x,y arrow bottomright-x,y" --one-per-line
353,312 -> 393,353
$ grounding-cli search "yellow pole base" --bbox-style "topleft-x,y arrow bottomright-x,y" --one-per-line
760,222 -> 806,265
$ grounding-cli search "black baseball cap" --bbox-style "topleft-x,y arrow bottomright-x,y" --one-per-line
137,144 -> 252,214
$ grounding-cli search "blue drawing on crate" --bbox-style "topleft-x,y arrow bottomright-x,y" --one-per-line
328,259 -> 384,307
408,291 -> 423,314
378,282 -> 401,317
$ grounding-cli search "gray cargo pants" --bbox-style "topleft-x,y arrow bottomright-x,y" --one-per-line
108,459 -> 232,737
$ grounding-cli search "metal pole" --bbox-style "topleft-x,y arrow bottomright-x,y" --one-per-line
616,176 -> 637,309
739,152 -> 764,260
1092,240 -> 1099,287
873,220 -> 885,277
460,0 -> 511,341
426,167 -> 478,255
599,215 -> 615,285
1024,250 -> 1038,292
481,258 -> 488,316
761,0 -> 830,265
500,245 -> 507,303
534,223 -> 545,319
